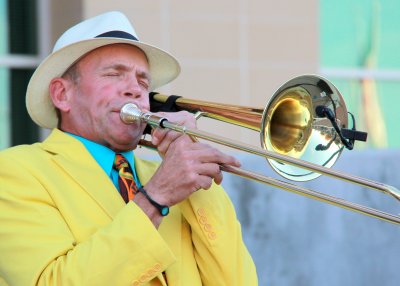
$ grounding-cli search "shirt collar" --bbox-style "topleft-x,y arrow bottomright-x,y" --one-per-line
66,133 -> 136,177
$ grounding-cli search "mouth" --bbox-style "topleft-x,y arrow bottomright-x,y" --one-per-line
116,102 -> 148,113
112,104 -> 136,117
111,102 -> 150,127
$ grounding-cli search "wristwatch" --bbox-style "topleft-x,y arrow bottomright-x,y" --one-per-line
136,186 -> 169,216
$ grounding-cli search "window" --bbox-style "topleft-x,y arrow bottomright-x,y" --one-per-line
0,0 -> 40,149
0,0 -> 9,149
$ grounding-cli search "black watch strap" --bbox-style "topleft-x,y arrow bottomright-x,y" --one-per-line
136,187 -> 169,216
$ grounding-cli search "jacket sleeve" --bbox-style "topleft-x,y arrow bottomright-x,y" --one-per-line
178,183 -> 258,286
0,154 -> 175,286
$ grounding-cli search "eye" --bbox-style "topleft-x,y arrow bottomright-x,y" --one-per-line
139,80 -> 149,90
105,72 -> 120,77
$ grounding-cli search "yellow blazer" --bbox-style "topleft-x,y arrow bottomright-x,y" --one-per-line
0,129 -> 257,286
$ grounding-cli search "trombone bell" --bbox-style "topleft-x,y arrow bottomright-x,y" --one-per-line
261,75 -> 348,181
150,75 -> 349,181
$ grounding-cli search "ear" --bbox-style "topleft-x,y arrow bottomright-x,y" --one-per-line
49,77 -> 74,112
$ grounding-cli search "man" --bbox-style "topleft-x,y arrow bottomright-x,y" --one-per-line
0,11 -> 257,286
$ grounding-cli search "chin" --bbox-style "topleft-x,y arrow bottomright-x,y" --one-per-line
109,139 -> 139,152
108,124 -> 144,148
117,133 -> 139,144
115,133 -> 141,149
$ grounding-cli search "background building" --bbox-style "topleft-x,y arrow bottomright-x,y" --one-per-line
1,1 -> 399,285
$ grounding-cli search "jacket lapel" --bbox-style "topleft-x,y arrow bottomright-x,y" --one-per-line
42,129 -> 125,219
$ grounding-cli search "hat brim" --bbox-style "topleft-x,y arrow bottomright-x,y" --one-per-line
26,38 -> 180,129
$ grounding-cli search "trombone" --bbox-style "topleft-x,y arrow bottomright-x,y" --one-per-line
120,75 -> 400,225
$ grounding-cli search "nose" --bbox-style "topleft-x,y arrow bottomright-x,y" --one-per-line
123,77 -> 142,98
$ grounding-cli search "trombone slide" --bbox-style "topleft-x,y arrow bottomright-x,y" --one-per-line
120,103 -> 400,225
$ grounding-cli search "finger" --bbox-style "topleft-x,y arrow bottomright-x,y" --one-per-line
151,127 -> 168,146
157,111 -> 197,129
157,130 -> 184,154
151,111 -> 197,147
196,174 -> 214,190
157,131 -> 195,155
152,127 -> 185,146
195,163 -> 223,184
192,145 -> 241,167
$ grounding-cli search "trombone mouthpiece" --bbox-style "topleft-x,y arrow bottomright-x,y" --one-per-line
120,103 -> 142,124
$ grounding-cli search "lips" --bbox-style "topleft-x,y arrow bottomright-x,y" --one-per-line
114,102 -> 144,113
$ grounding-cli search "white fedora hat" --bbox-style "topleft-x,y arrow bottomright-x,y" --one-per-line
26,11 -> 180,129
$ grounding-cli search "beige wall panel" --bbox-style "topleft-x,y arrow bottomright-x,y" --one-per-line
169,19 -> 240,60
247,20 -> 318,66
83,1 -> 163,17
247,0 -> 318,21
170,0 -> 241,16
169,66 -> 241,103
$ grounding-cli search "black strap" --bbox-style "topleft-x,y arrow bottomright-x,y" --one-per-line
143,92 -> 182,135
149,92 -> 182,112
135,187 -> 169,216
95,30 -> 138,41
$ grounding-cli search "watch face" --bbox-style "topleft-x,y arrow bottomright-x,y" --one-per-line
161,206 -> 169,216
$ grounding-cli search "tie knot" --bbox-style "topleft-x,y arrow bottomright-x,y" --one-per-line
114,154 -> 130,171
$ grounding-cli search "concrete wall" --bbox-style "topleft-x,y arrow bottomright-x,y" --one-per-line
223,149 -> 400,286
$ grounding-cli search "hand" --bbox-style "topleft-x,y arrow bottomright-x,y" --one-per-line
150,110 -> 197,156
145,137 -> 241,206
144,111 -> 241,207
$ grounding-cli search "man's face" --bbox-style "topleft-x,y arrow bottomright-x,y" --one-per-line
60,44 -> 151,152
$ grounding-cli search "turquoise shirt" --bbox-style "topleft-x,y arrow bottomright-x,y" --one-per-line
67,133 -> 142,190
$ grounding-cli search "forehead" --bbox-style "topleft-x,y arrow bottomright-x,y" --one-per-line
76,44 -> 149,70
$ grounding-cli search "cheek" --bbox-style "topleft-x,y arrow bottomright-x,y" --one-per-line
77,84 -> 113,110
97,83 -> 116,97
138,95 -> 150,111
70,95 -> 105,126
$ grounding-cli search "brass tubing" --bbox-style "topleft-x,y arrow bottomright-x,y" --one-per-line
120,103 -> 400,225
152,93 -> 264,131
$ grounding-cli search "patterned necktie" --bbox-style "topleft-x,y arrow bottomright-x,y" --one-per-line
113,154 -> 138,203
